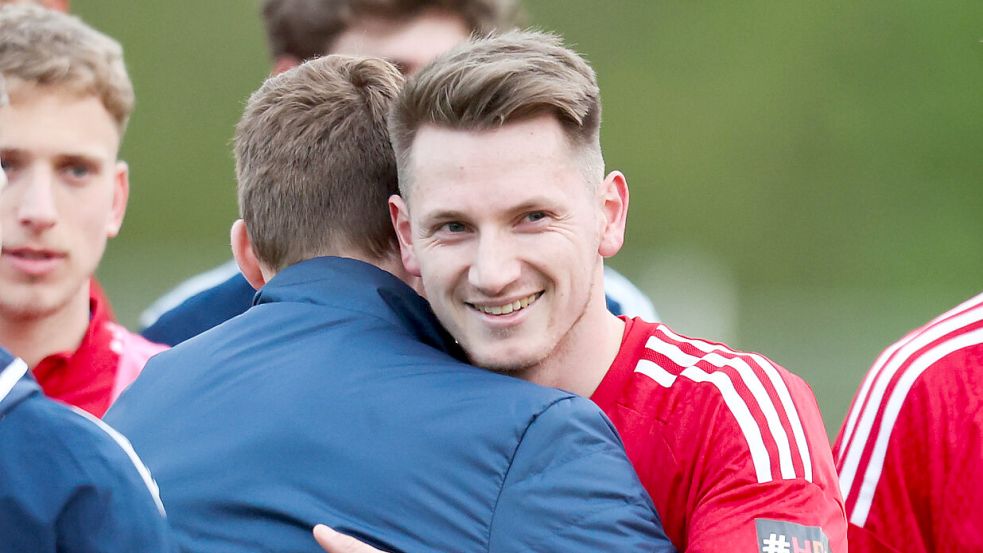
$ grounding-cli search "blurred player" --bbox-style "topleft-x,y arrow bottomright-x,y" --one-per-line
835,291 -> 983,551
139,0 -> 656,346
319,30 -> 847,553
107,54 -> 673,553
0,59 -> 173,553
0,5 -> 166,417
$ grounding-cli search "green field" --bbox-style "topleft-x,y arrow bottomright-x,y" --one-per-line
76,0 -> 983,436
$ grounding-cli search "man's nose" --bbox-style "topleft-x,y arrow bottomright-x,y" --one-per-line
468,231 -> 521,296
16,166 -> 59,231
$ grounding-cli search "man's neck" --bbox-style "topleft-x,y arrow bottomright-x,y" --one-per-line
0,287 -> 91,368
516,294 -> 626,398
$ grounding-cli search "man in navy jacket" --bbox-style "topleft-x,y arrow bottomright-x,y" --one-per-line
106,56 -> 673,552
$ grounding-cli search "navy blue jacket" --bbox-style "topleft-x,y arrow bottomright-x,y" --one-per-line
110,257 -> 673,553
0,349 -> 174,553
140,261 -> 657,346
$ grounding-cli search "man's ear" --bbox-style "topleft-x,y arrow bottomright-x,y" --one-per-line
389,195 -> 421,277
597,171 -> 629,258
272,55 -> 301,76
105,161 -> 130,238
230,219 -> 267,290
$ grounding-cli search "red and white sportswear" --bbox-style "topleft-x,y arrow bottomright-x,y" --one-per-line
32,280 -> 168,417
834,291 -> 983,552
592,317 -> 847,553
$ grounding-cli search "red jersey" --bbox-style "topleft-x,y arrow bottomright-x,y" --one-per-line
32,281 -> 168,417
592,317 -> 847,552
834,291 -> 983,552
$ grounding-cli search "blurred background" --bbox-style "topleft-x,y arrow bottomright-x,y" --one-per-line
75,1 -> 982,436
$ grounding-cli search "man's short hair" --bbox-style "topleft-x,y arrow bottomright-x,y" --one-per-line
261,0 -> 524,63
0,4 -> 133,133
389,30 -> 604,194
235,55 -> 404,271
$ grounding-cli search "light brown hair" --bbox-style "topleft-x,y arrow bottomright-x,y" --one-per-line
235,55 -> 404,271
0,4 -> 133,133
388,30 -> 604,194
260,0 -> 524,63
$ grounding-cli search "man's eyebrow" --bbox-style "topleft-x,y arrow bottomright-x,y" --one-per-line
419,209 -> 468,224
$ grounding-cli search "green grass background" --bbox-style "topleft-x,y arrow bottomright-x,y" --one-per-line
75,1 -> 983,437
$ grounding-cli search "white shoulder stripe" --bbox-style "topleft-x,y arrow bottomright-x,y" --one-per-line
638,336 -> 774,483
838,305 -> 983,503
652,327 -> 813,481
645,336 -> 798,481
635,358 -> 678,388
0,358 -> 29,404
749,352 -> 813,483
849,327 -> 983,526
70,407 -> 167,517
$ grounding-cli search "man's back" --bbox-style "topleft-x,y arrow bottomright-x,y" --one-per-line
108,257 -> 671,552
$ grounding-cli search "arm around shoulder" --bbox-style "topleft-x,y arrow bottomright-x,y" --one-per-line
489,395 -> 675,553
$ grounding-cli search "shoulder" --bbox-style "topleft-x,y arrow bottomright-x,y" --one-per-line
836,292 -> 983,526
2,396 -> 164,513
621,322 -> 823,485
838,291 -> 983,464
140,261 -> 254,345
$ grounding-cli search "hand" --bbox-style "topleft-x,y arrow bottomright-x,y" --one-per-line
313,525 -> 387,553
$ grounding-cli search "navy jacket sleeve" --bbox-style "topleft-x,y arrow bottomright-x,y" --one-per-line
490,395 -> 675,552
0,401 -> 175,553
53,430 -> 176,553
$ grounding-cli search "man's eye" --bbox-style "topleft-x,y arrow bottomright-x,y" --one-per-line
526,211 -> 547,222
64,164 -> 91,179
443,222 -> 467,233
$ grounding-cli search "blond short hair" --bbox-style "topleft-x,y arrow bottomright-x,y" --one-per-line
235,55 -> 404,271
389,30 -> 604,194
261,0 -> 524,62
0,4 -> 133,133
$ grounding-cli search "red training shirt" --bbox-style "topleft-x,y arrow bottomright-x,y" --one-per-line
834,291 -> 983,552
592,317 -> 847,553
32,280 -> 168,417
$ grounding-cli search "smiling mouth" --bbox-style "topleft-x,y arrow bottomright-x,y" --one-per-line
468,292 -> 543,316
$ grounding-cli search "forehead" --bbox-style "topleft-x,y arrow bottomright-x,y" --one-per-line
329,9 -> 470,73
0,87 -> 120,160
407,116 -> 589,213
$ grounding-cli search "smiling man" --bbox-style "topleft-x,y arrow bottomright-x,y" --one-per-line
320,30 -> 847,553
0,5 -> 166,417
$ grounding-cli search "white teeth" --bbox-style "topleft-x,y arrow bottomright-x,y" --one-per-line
473,293 -> 540,316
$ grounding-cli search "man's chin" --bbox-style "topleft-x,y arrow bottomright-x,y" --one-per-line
466,347 -> 546,375
0,292 -> 69,322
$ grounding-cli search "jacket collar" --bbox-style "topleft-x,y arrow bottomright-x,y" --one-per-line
254,256 -> 463,356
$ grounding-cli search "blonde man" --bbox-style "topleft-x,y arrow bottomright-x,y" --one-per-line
140,0 -> 657,347
319,30 -> 847,553
107,54 -> 672,553
0,5 -> 166,417
0,69 -> 173,553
